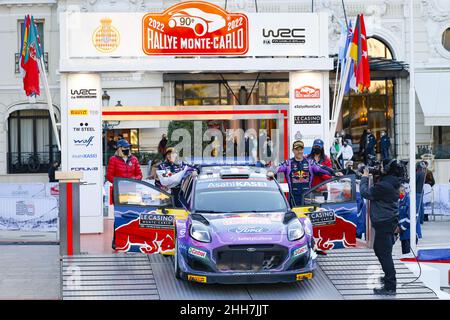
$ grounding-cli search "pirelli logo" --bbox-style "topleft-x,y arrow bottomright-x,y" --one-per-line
187,275 -> 207,283
296,272 -> 313,281
70,109 -> 89,116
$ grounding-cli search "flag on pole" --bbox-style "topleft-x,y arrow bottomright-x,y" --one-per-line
356,14 -> 370,92
19,15 -> 41,97
337,20 -> 348,62
348,14 -> 371,93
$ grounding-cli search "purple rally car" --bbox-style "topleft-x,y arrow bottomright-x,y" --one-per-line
174,165 -> 317,284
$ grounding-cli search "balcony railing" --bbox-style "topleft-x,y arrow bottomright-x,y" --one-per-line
15,52 -> 48,73
8,151 -> 61,174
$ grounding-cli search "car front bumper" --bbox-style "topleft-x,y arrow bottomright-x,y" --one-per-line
178,254 -> 317,284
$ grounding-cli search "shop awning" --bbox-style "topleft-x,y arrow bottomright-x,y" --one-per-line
415,72 -> 450,126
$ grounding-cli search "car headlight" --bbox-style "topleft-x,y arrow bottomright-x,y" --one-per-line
287,219 -> 305,241
190,221 -> 211,243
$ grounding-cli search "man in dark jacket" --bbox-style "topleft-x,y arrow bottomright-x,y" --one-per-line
380,131 -> 391,160
48,161 -> 60,182
360,159 -> 403,296
364,129 -> 377,164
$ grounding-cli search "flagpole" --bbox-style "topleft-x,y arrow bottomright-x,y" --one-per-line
39,56 -> 61,151
331,58 -> 341,121
408,0 -> 417,254
331,58 -> 351,146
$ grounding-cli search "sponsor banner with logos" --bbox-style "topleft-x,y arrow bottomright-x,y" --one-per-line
289,72 -> 328,156
64,1 -> 327,58
66,73 -> 103,233
0,183 -> 59,232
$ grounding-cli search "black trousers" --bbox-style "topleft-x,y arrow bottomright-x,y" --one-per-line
373,223 -> 397,290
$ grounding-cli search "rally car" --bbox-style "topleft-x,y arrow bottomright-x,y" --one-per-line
112,162 -> 359,284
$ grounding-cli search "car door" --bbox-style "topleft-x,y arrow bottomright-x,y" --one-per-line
112,178 -> 188,254
292,175 -> 358,251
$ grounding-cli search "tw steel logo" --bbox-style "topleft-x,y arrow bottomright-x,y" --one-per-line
70,89 -> 97,99
262,28 -> 306,44
295,86 -> 320,99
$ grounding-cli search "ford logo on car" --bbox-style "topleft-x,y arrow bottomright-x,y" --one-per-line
229,227 -> 270,234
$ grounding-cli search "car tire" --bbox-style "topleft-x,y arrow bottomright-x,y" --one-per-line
174,238 -> 182,279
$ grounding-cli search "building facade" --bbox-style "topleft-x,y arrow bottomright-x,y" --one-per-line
0,0 -> 449,183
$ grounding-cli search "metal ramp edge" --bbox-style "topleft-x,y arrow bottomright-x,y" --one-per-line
61,253 -> 342,300
61,249 -> 437,300
317,248 -> 439,300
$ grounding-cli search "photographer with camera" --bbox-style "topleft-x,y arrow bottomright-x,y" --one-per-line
360,159 -> 404,296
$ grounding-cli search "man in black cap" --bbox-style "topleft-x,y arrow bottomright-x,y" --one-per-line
277,140 -> 339,206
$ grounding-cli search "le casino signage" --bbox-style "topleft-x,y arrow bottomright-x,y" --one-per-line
142,1 -> 249,55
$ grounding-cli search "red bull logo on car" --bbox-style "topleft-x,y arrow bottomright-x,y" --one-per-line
114,218 -> 175,254
313,215 -> 356,250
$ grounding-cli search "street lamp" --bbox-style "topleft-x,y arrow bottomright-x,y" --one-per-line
103,120 -> 121,165
102,90 -> 110,107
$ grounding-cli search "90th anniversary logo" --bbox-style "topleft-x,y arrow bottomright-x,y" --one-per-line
142,1 -> 248,55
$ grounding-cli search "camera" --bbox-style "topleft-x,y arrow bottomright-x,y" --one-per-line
358,154 -> 383,177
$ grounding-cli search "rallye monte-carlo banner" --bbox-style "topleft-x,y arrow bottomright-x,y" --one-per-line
64,1 -> 327,58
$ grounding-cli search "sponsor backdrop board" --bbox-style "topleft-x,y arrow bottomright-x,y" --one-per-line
0,183 -> 59,232
289,72 -> 329,156
66,74 -> 103,233
64,1 -> 327,58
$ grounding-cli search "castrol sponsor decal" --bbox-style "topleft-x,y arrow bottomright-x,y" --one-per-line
142,1 -> 248,55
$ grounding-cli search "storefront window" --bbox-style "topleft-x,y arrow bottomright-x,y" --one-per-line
342,80 -> 394,156
8,109 -> 59,173
433,126 -> 450,159
174,80 -> 289,106
367,37 -> 393,59
442,28 -> 450,52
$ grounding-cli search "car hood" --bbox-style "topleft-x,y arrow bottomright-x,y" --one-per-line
198,212 -> 288,244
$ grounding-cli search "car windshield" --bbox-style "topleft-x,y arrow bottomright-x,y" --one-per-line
194,188 -> 288,213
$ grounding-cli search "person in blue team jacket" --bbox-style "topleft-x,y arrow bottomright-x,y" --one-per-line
398,186 -> 422,255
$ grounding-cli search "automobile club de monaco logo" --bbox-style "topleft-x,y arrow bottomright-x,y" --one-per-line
93,17 -> 120,53
295,86 -> 320,99
142,1 -> 248,55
